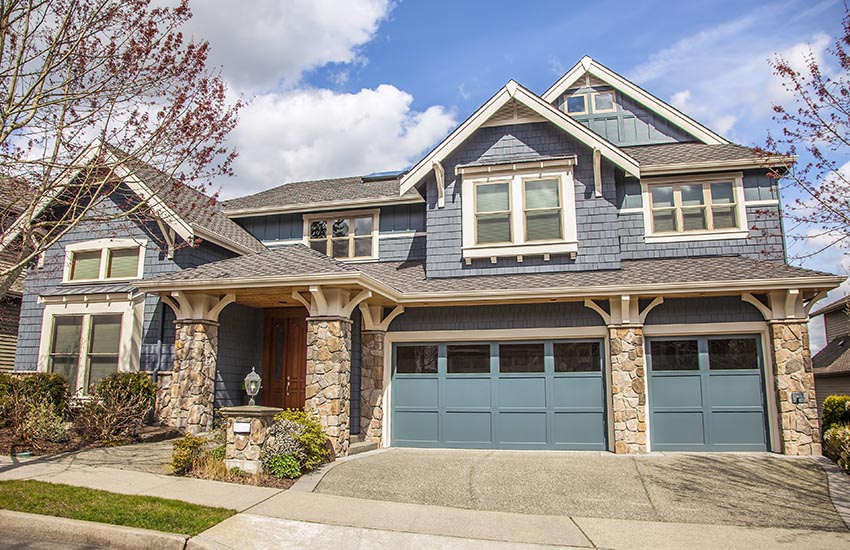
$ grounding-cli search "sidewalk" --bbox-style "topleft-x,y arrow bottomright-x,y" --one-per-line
2,456 -> 850,549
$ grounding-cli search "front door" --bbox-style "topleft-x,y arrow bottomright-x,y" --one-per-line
262,308 -> 307,409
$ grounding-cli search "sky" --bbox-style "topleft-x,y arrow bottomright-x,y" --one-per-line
183,0 -> 847,348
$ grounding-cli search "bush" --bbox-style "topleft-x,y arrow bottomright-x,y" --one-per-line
261,409 -> 331,478
0,373 -> 70,445
822,395 -> 850,431
20,397 -> 69,446
18,373 -> 71,417
266,454 -> 301,479
74,372 -> 156,441
824,424 -> 850,472
171,434 -> 207,475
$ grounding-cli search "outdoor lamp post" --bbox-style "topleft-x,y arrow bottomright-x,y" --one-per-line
244,367 -> 261,406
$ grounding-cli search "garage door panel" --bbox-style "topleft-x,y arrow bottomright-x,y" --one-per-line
497,412 -> 548,444
650,375 -> 703,408
652,411 -> 705,446
552,376 -> 603,408
708,374 -> 763,408
394,411 -> 439,444
444,377 -> 491,408
554,412 -> 605,447
498,377 -> 547,408
710,411 -> 767,447
442,412 -> 492,444
394,378 -> 438,408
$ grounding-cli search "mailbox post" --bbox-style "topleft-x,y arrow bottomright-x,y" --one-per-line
219,405 -> 283,474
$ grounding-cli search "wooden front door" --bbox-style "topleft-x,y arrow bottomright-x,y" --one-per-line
262,308 -> 307,409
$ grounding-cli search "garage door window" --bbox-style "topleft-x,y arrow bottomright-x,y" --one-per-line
708,338 -> 758,370
447,344 -> 490,374
499,343 -> 544,373
554,342 -> 601,372
396,345 -> 438,374
649,340 -> 699,370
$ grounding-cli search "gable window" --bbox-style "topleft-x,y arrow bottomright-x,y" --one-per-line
565,94 -> 587,115
49,314 -> 122,392
305,210 -> 378,260
591,91 -> 616,113
460,158 -> 578,260
65,239 -> 145,283
642,173 -> 748,242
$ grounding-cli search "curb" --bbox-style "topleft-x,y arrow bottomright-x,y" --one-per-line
0,509 -> 189,549
817,456 -> 850,531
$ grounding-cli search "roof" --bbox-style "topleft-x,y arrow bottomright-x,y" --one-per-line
813,336 -> 850,377
811,295 -> 849,318
221,176 -> 422,217
622,142 -> 793,175
541,56 -> 728,145
40,283 -> 138,297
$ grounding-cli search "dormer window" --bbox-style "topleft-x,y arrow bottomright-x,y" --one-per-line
565,94 -> 587,115
64,239 -> 145,283
591,91 -> 616,113
304,210 -> 379,260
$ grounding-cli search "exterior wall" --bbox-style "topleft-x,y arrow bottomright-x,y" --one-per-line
388,302 -> 605,332
643,297 -> 764,325
825,309 -> 850,343
555,85 -> 697,146
815,374 -> 850,415
426,122 -> 622,278
215,304 -> 264,408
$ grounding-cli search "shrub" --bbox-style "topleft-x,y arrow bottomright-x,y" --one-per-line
261,409 -> 331,477
171,434 -> 207,475
209,444 -> 226,461
20,397 -> 69,447
266,454 -> 301,479
822,395 -> 850,431
74,372 -> 156,441
18,373 -> 71,417
824,424 -> 850,472
0,373 -> 70,443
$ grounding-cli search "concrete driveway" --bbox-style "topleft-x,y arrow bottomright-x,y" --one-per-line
314,449 -> 847,532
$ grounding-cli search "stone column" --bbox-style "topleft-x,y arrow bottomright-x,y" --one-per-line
610,326 -> 647,454
360,330 -> 385,443
305,316 -> 352,457
168,321 -> 218,434
154,370 -> 174,424
770,321 -> 821,455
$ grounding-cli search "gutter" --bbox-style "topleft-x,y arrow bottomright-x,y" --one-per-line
640,156 -> 797,177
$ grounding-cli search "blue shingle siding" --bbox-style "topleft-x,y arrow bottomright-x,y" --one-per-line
379,234 -> 426,261
643,297 -> 765,325
215,303 -> 264,408
234,213 -> 302,243
554,86 -> 697,146
388,302 -> 605,332
425,122 -> 622,278
379,203 -> 426,233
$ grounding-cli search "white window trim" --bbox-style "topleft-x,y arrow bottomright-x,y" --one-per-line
461,167 -> 579,259
564,92 -> 588,115
641,172 -> 749,244
302,209 -> 380,261
36,296 -> 144,393
63,238 -> 147,283
590,90 -> 617,114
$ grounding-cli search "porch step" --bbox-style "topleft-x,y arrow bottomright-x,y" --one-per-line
348,438 -> 379,455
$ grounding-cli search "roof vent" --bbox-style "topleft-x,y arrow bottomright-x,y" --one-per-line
839,339 -> 846,347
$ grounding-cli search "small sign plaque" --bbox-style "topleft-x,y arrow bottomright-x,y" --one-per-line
233,421 -> 251,434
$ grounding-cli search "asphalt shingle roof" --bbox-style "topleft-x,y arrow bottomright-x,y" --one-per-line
811,295 -> 849,318
623,142 -> 765,167
221,176 -> 421,213
813,337 -> 850,376
40,283 -> 138,297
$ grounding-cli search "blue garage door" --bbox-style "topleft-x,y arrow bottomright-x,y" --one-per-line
391,340 -> 606,450
647,335 -> 768,452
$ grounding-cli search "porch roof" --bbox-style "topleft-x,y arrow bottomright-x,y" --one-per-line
813,337 -> 850,377
136,245 -> 844,305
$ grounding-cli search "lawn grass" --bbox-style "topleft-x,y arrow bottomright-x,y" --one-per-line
0,480 -> 234,535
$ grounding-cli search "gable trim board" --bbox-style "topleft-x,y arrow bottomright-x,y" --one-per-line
399,80 -> 641,196
542,56 -> 728,146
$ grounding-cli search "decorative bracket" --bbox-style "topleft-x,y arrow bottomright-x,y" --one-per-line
433,161 -> 446,208
803,290 -> 829,316
742,289 -> 812,321
593,148 -> 603,198
584,294 -> 657,326
292,286 -> 372,318
359,303 -> 405,331
161,291 -> 235,322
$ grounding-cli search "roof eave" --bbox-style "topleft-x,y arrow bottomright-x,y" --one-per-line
640,156 -> 797,177
224,194 -> 425,219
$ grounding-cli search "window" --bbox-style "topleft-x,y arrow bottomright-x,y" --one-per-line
643,174 -> 747,242
498,343 -> 544,373
306,211 -> 377,260
48,314 -> 122,391
447,344 -> 490,374
65,239 -> 145,282
460,160 -> 578,259
554,342 -> 601,372
708,338 -> 759,370
591,91 -> 616,113
649,340 -> 699,371
565,94 -> 587,115
396,345 -> 438,374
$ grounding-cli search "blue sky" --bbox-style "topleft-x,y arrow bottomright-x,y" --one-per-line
187,0 -> 846,346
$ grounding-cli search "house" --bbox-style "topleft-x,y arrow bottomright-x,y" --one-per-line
12,57 -> 845,457
811,296 -> 850,413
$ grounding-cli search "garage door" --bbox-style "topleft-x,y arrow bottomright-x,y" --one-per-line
391,340 -> 606,449
647,335 -> 768,452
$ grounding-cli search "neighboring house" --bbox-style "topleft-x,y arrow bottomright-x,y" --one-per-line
0,180 -> 34,371
12,57 -> 846,458
811,296 -> 850,413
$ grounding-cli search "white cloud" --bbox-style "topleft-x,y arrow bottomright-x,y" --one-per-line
186,0 -> 391,91
221,85 -> 457,197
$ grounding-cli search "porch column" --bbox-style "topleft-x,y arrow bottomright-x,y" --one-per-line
305,316 -> 353,456
170,320 -> 218,433
769,321 -> 821,455
609,325 -> 647,454
360,330 -> 385,443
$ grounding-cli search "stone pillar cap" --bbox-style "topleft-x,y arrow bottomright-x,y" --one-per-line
219,405 -> 284,417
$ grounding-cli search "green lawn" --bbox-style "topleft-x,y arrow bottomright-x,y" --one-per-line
0,480 -> 234,535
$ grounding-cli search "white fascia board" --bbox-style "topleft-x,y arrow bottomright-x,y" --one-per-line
399,80 -> 640,196
640,156 -> 797,177
541,57 -> 729,146
224,195 -> 424,219
113,163 -> 195,244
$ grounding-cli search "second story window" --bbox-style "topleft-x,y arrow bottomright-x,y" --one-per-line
305,210 -> 378,260
64,239 -> 145,283
523,178 -> 562,241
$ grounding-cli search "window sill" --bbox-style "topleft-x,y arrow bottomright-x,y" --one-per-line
462,241 -> 578,259
644,230 -> 749,244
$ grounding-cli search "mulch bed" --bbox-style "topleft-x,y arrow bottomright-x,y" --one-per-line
0,426 -> 104,457
187,470 -> 295,490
